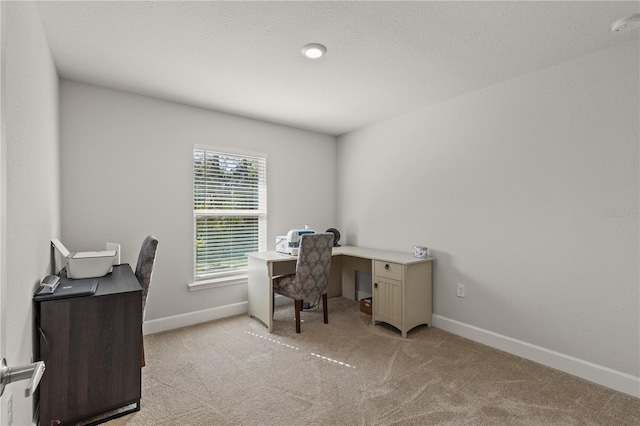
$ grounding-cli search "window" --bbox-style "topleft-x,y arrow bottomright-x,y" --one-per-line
193,147 -> 267,281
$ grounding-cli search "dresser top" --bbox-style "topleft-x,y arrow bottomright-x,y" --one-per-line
60,263 -> 141,296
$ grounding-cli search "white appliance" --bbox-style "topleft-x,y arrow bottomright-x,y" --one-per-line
51,239 -> 116,279
275,229 -> 315,256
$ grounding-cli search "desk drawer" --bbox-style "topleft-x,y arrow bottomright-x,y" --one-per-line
374,261 -> 402,281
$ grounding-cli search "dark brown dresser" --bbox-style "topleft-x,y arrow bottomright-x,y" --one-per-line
35,264 -> 142,425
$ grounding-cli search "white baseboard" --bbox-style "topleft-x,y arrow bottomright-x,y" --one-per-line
143,295 -> 291,335
432,314 -> 640,398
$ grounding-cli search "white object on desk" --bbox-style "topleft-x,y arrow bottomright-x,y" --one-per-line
413,245 -> 428,258
106,242 -> 121,265
275,229 -> 315,256
51,239 -> 116,279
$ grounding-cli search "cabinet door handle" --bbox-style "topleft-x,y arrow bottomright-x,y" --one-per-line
385,264 -> 389,270
374,283 -> 378,288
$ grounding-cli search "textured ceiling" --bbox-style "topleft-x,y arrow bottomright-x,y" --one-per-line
35,1 -> 640,136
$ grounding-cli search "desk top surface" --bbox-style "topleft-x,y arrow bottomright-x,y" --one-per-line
247,245 -> 433,265
60,263 -> 141,297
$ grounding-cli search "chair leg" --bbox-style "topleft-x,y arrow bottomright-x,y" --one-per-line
323,293 -> 328,324
300,299 -> 304,311
294,300 -> 302,333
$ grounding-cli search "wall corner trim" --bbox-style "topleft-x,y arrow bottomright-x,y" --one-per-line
432,314 -> 640,398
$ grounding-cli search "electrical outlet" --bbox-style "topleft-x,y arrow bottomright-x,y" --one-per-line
456,283 -> 466,298
7,392 -> 13,426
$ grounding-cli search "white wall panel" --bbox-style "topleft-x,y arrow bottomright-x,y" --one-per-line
337,41 -> 639,379
3,3 -> 60,424
60,81 -> 336,322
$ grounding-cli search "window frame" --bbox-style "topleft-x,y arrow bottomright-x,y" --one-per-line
191,145 -> 267,289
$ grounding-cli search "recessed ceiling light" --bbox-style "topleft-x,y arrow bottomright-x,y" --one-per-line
301,43 -> 327,59
611,13 -> 640,33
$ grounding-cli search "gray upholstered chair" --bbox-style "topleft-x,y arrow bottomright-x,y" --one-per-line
272,233 -> 334,333
135,235 -> 158,366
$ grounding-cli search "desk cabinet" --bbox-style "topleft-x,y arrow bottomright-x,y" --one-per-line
373,260 -> 432,338
373,261 -> 402,327
35,265 -> 142,426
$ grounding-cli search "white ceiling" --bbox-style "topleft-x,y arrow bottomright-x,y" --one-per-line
35,1 -> 640,136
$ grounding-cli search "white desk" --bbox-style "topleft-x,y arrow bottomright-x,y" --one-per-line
247,246 -> 433,337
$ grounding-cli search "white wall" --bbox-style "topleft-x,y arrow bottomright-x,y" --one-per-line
337,41 -> 639,394
60,81 -> 336,328
2,2 -> 60,425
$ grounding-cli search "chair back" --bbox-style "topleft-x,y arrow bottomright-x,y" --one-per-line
294,233 -> 334,297
135,235 -> 159,316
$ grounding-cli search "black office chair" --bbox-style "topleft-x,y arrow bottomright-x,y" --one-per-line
135,235 -> 158,366
272,233 -> 333,333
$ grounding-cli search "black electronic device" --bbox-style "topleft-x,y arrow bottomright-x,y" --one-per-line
326,228 -> 341,247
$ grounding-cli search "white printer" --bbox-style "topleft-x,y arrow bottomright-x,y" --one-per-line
51,239 -> 117,279
275,228 -> 315,256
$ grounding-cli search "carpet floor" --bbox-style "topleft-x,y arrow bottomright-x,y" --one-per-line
100,297 -> 639,425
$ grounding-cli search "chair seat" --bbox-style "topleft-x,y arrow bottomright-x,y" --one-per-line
273,274 -> 315,301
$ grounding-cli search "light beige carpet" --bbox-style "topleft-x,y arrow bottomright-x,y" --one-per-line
103,297 -> 638,425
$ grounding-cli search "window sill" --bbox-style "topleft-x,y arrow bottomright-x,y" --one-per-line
188,274 -> 248,292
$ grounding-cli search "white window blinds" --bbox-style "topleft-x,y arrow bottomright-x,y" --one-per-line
194,148 -> 267,280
